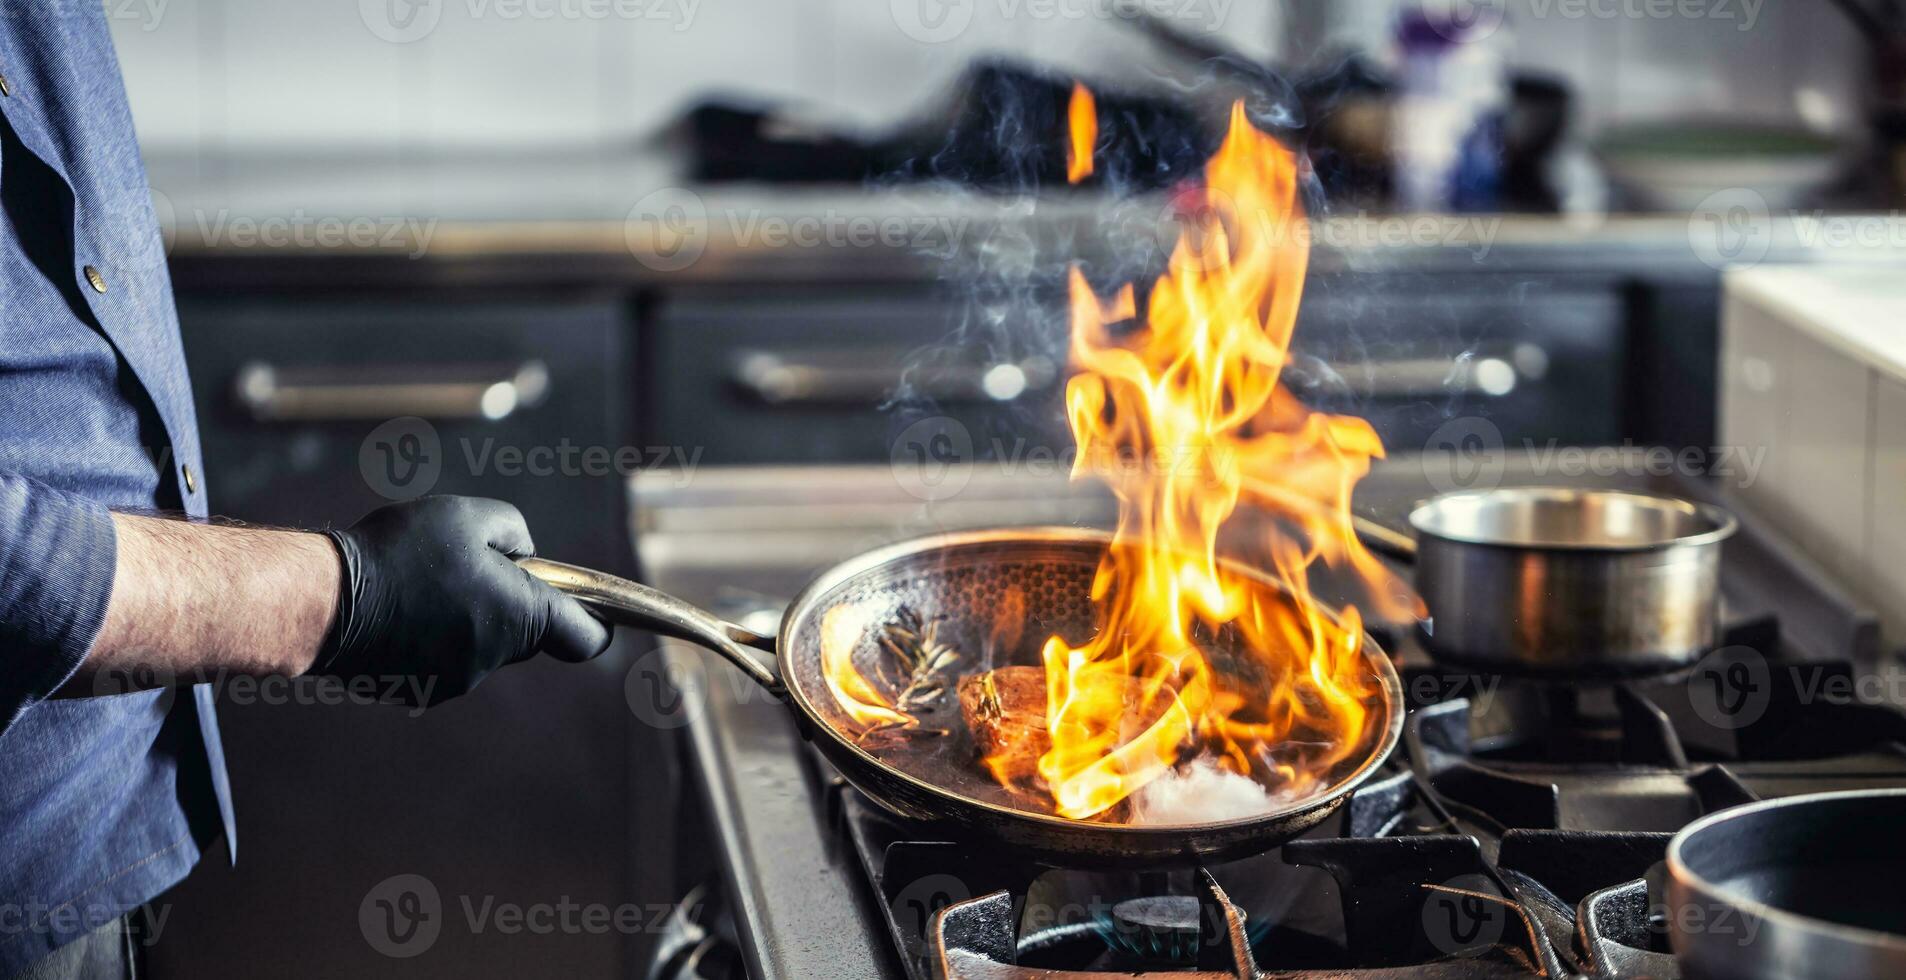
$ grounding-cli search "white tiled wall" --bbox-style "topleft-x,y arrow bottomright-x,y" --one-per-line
110,0 -> 1863,159
108,0 -> 1279,156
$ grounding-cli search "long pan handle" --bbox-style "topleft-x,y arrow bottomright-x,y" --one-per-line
1244,476 -> 1417,562
518,557 -> 784,696
1352,514 -> 1418,562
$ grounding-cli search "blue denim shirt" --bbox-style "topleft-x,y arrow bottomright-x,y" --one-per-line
0,3 -> 232,971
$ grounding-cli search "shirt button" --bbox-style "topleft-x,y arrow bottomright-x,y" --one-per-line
0,72 -> 12,97
181,464 -> 197,494
84,266 -> 107,293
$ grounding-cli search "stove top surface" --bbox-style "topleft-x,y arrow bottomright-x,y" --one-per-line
632,457 -> 1905,980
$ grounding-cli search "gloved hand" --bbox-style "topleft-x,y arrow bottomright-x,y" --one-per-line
311,496 -> 611,705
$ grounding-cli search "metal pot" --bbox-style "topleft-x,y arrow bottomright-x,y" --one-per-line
522,526 -> 1405,867
1667,789 -> 1906,980
1355,487 -> 1736,676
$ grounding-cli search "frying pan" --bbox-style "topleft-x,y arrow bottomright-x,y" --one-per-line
520,526 -> 1404,866
1352,487 -> 1736,676
1667,789 -> 1906,979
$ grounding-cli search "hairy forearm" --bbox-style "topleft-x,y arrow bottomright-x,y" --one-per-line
76,513 -> 340,683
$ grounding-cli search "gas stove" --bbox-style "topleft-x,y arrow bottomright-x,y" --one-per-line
631,455 -> 1906,980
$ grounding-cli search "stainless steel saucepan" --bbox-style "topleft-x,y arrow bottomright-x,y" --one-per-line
519,526 -> 1404,866
1353,487 -> 1737,676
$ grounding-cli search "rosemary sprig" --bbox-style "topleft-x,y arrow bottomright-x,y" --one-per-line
878,606 -> 961,713
850,606 -> 963,748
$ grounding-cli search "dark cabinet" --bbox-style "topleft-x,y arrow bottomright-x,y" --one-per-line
1290,273 -> 1628,452
152,296 -> 673,980
643,275 -> 1628,466
643,285 -> 1073,467
177,296 -> 632,551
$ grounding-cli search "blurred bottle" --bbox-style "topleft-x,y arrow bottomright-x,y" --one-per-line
1391,2 -> 1510,212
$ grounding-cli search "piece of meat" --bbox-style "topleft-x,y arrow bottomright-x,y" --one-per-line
959,666 -> 1050,784
958,664 -> 1183,789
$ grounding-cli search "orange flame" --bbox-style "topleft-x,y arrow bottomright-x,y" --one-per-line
819,605 -> 910,729
1015,96 -> 1409,820
1065,83 -> 1096,185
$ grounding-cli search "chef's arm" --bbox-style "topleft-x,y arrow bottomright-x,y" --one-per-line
2,476 -> 609,729
75,496 -> 610,707
82,513 -> 340,683
0,477 -> 325,720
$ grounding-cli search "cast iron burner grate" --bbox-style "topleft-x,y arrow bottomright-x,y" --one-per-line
828,647 -> 1906,979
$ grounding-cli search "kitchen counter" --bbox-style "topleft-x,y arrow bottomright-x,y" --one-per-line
1727,265 -> 1906,385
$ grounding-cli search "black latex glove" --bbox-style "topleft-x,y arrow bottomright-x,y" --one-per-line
312,496 -> 611,705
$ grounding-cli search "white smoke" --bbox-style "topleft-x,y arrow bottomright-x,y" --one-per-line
1128,757 -> 1274,826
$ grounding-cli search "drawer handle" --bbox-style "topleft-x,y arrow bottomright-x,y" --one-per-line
731,351 -> 1057,406
1289,351 -> 1534,401
731,348 -> 1527,406
1350,355 -> 1519,400
234,360 -> 549,422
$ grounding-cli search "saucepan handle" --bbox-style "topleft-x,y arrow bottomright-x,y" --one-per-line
517,557 -> 785,696
1351,514 -> 1418,562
